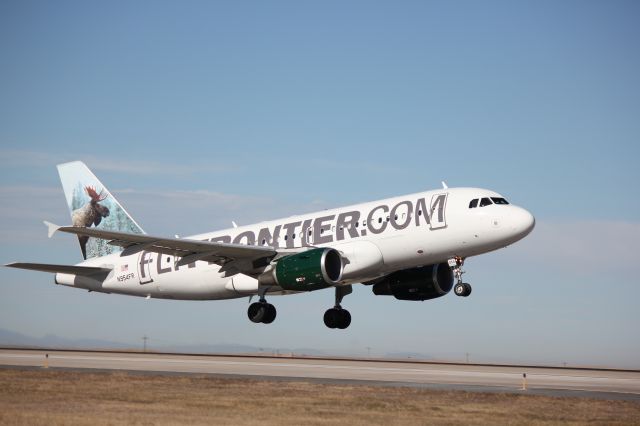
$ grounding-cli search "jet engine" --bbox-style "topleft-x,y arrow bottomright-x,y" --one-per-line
258,247 -> 343,291
370,263 -> 453,301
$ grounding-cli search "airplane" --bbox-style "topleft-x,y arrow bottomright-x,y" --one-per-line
6,161 -> 535,329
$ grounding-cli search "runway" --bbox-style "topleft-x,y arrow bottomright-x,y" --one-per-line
1,349 -> 639,400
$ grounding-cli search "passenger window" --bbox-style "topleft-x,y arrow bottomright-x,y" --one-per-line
480,198 -> 493,207
469,199 -> 478,208
491,197 -> 509,205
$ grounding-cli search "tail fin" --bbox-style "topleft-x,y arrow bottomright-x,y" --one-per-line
57,161 -> 145,259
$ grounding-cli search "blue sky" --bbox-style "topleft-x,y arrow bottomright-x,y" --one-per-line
1,1 -> 639,367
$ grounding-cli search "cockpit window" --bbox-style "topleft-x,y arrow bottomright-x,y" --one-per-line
471,197 -> 509,208
491,197 -> 509,205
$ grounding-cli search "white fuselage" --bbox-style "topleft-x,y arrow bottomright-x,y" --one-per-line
55,187 -> 535,300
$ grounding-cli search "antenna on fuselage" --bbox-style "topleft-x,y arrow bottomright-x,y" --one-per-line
441,181 -> 448,189
232,221 -> 238,228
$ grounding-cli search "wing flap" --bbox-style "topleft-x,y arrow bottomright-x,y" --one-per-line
5,262 -> 112,276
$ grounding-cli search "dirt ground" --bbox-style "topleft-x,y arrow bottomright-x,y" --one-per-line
0,368 -> 638,425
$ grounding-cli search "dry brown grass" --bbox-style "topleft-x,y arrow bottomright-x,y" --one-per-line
0,368 -> 638,425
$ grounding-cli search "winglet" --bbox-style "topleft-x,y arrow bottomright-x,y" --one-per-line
43,221 -> 61,238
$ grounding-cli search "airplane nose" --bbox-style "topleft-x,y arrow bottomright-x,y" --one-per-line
511,206 -> 535,239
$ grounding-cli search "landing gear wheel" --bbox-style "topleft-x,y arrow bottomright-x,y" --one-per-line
462,283 -> 472,297
324,309 -> 337,328
248,302 -> 265,323
248,302 -> 277,324
454,282 -> 472,297
337,309 -> 351,329
324,308 -> 351,329
262,303 -> 277,324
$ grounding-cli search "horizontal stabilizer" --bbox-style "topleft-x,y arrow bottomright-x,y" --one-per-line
44,221 -> 61,238
5,262 -> 112,276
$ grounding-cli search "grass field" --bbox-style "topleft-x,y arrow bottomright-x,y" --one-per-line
0,369 -> 639,425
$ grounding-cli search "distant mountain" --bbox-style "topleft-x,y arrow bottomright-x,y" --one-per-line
4,328 -> 442,360
0,328 -> 35,346
0,328 -> 131,349
0,328 -> 328,357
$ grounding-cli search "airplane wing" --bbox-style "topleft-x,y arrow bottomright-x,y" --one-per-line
5,262 -> 112,276
44,221 -> 280,276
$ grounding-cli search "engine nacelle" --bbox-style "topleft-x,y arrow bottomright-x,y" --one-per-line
371,263 -> 453,301
258,247 -> 343,291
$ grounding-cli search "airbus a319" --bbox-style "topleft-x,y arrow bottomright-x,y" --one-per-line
6,161 -> 535,329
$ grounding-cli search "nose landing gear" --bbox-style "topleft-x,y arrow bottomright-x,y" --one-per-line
449,256 -> 472,297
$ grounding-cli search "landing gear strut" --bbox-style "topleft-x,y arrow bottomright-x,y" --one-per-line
449,256 -> 472,297
248,290 -> 277,324
324,285 -> 352,329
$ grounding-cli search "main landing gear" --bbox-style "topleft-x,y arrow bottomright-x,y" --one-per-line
246,286 -> 354,329
449,256 -> 472,297
248,290 -> 277,324
324,285 -> 352,329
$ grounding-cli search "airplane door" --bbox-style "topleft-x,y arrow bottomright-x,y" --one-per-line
138,251 -> 154,285
305,226 -> 314,246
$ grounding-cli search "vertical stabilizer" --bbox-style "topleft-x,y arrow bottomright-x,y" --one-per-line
57,161 -> 145,259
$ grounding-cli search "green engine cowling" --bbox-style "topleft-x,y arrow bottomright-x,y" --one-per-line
259,248 -> 344,291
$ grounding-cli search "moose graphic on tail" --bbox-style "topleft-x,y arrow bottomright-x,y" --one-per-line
72,186 -> 110,259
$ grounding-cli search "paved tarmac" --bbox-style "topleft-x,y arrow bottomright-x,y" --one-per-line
1,349 -> 639,400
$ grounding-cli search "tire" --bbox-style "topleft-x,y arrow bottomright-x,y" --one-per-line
337,309 -> 351,329
454,283 -> 465,296
324,309 -> 338,329
248,302 -> 266,323
262,304 -> 277,324
463,283 -> 472,297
